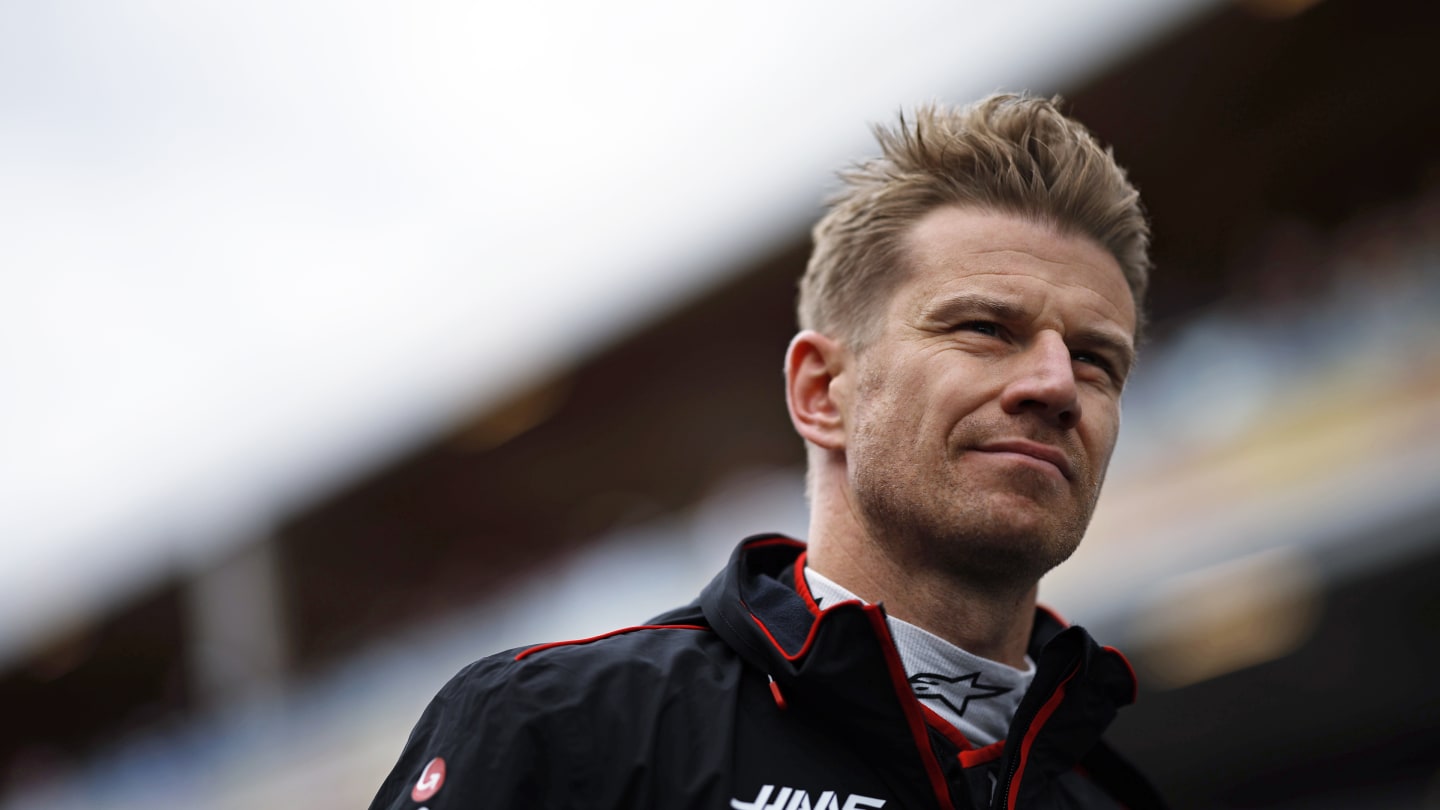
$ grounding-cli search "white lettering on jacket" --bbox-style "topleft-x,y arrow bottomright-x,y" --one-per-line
731,784 -> 886,810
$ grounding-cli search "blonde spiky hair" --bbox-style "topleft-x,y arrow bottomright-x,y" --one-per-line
799,93 -> 1151,347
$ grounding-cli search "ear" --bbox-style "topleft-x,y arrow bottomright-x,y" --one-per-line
785,330 -> 850,451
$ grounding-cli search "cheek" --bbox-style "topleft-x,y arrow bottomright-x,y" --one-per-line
857,352 -> 990,434
852,376 -> 933,450
1082,402 -> 1123,464
928,361 -> 1001,419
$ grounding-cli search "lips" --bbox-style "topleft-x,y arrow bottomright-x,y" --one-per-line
974,439 -> 1074,480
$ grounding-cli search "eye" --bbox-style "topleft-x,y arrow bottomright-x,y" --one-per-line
1072,351 -> 1120,381
958,321 -> 1003,337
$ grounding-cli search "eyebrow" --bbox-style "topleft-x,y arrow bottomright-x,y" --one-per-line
922,291 -> 1137,376
922,292 -> 1029,326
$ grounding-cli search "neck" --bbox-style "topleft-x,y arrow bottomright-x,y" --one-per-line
806,472 -> 1039,668
807,542 -> 1037,668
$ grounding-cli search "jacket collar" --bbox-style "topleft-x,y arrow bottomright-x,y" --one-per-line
702,534 -> 957,808
700,534 -> 1142,802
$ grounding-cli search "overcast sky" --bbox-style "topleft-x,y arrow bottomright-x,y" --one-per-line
0,0 -> 1217,664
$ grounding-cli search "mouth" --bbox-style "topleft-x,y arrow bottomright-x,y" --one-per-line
974,439 -> 1074,481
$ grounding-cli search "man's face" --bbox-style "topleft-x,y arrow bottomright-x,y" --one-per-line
836,206 -> 1137,586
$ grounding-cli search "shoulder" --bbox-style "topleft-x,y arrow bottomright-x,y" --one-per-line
371,622 -> 747,809
429,620 -> 735,715
477,621 -> 734,704
512,620 -> 719,665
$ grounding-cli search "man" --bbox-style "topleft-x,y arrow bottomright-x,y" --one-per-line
370,93 -> 1165,810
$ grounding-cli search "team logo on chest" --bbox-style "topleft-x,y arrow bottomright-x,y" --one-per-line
730,783 -> 886,810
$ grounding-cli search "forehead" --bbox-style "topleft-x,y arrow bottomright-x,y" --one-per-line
893,206 -> 1137,335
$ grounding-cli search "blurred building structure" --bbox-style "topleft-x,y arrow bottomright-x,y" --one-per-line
3,0 -> 1439,807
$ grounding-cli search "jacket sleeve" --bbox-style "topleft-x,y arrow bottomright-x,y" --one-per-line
367,651 -> 598,810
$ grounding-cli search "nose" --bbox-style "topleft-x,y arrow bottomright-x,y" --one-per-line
999,331 -> 1081,429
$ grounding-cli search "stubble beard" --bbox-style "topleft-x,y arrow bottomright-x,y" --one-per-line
848,418 -> 1105,595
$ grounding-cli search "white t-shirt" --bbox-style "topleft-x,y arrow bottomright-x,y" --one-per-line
804,567 -> 1035,747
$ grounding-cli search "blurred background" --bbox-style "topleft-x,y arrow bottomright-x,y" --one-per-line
2,0 -> 1438,807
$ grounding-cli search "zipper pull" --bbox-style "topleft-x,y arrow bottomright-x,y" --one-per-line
767,674 -> 788,710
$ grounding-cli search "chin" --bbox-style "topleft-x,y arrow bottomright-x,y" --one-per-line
934,503 -> 1087,584
855,474 -> 1090,584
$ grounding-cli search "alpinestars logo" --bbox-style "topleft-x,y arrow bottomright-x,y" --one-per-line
909,671 -> 1011,717
731,784 -> 885,810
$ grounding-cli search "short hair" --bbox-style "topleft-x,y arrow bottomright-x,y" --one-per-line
798,93 -> 1151,347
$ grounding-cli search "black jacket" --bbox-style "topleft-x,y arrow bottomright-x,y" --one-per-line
370,535 -> 1165,809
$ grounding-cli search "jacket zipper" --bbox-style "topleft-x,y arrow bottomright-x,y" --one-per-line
992,662 -> 1081,810
995,741 -> 1024,810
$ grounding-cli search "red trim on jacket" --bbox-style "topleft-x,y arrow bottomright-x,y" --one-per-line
920,704 -> 974,751
785,556 -> 872,618
1006,665 -> 1081,810
792,554 -> 824,615
958,741 -> 1006,768
747,612 -> 823,662
863,605 -> 956,810
918,704 -> 1007,768
514,625 -> 707,661
1036,603 -> 1070,628
745,594 -> 862,662
923,703 -> 1008,768
745,535 -> 807,553
1104,645 -> 1140,703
